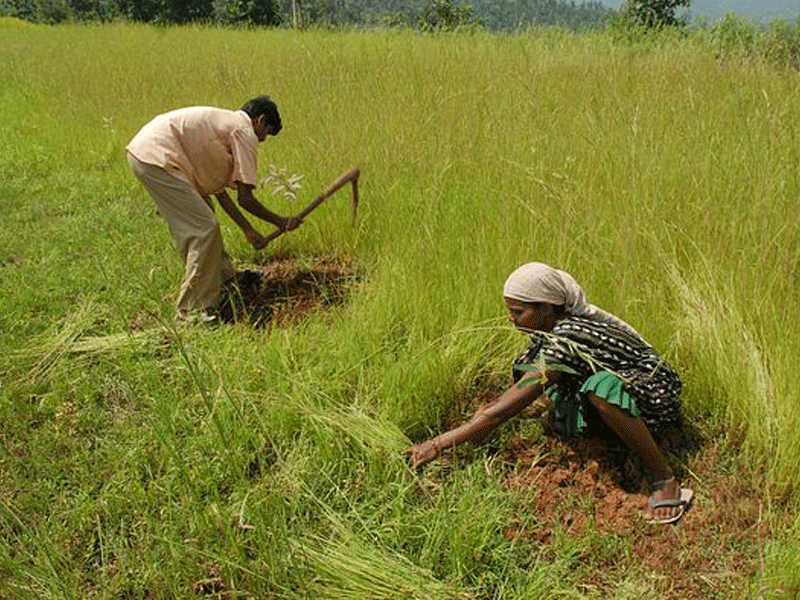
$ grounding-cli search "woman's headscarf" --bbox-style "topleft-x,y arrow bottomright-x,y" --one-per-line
502,262 -> 644,340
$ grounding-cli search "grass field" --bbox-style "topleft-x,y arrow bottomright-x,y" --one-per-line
2,19 -> 800,599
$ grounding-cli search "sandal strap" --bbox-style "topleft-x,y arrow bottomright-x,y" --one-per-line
648,496 -> 686,510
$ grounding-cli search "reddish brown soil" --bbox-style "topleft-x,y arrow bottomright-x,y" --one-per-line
219,254 -> 358,327
499,423 -> 781,599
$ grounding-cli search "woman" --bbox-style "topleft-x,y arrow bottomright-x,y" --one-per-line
406,262 -> 693,525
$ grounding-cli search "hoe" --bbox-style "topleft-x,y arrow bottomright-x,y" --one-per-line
261,165 -> 360,246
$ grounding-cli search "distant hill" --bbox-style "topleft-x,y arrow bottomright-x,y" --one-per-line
602,0 -> 800,21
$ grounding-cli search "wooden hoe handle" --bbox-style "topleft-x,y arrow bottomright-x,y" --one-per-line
262,166 -> 360,245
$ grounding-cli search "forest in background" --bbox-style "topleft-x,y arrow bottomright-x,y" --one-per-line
0,0 -> 618,30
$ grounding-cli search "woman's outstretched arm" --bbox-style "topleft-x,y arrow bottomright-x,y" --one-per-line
406,371 -> 560,468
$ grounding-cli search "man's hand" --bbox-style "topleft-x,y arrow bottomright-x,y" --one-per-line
405,440 -> 438,469
245,229 -> 268,250
280,215 -> 303,232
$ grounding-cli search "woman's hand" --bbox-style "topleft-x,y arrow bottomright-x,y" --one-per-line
405,440 -> 438,468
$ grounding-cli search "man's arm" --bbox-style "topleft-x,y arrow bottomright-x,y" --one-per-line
215,190 -> 268,249
235,182 -> 302,232
405,370 -> 561,468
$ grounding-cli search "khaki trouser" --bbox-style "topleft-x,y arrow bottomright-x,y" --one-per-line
127,153 -> 235,317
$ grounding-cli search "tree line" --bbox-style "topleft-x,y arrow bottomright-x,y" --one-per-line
1,0 -> 618,29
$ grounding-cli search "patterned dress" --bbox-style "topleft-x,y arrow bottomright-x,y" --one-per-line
512,316 -> 682,436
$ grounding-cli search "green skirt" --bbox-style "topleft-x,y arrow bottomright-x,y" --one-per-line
547,371 -> 640,437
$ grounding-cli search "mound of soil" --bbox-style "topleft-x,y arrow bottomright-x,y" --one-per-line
504,431 -> 654,540
218,254 -> 358,327
498,419 -> 777,599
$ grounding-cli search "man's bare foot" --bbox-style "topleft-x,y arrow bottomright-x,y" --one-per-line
645,478 -> 693,524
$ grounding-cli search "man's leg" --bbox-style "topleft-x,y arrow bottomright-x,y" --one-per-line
127,154 -> 225,317
221,251 -> 236,285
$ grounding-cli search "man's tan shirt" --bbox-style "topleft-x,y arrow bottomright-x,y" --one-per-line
127,106 -> 258,197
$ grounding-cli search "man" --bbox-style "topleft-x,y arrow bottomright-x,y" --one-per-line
127,95 -> 301,322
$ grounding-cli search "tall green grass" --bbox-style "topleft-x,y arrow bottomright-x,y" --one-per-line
2,21 -> 800,598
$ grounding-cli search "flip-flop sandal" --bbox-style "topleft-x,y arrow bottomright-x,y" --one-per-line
647,488 -> 694,525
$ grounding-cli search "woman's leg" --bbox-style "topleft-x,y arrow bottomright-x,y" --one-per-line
587,393 -> 683,522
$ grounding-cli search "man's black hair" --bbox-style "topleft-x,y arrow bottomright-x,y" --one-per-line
241,95 -> 282,135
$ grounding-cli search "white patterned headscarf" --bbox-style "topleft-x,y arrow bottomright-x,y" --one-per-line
503,262 -> 644,341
